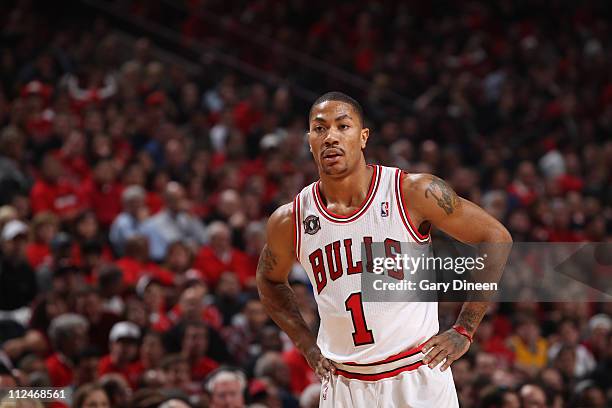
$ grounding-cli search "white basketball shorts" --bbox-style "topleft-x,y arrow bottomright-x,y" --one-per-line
319,347 -> 459,408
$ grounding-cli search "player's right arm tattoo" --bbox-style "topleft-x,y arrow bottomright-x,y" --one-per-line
257,245 -> 317,353
257,246 -> 278,275
424,175 -> 460,215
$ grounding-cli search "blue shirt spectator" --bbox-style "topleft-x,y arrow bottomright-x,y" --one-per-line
139,182 -> 208,261
109,186 -> 149,256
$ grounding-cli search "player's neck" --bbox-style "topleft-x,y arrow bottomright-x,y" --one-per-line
318,162 -> 373,209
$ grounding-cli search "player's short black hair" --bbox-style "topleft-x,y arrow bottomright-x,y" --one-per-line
309,91 -> 364,126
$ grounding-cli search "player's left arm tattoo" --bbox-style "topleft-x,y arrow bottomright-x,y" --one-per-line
455,303 -> 488,334
424,175 -> 460,215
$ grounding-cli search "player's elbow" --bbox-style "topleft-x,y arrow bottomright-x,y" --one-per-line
484,224 -> 513,244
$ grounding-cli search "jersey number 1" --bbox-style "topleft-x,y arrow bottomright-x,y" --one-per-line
345,292 -> 374,346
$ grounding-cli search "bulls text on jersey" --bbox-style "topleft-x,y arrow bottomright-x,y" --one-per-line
308,237 -> 407,294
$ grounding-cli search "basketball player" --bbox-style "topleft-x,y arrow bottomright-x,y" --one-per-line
256,92 -> 512,407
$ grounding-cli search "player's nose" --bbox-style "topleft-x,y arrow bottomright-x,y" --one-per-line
323,128 -> 340,146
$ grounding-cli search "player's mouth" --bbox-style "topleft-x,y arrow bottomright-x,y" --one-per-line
321,148 -> 344,164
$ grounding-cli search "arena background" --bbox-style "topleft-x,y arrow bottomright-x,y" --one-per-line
0,0 -> 610,407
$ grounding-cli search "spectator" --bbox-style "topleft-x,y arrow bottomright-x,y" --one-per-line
253,351 -> 297,407
167,282 -> 222,331
25,211 -> 58,269
70,211 -> 113,268
97,264 -> 126,315
0,206 -> 18,232
115,236 -> 173,287
0,126 -> 30,206
72,286 -> 120,354
180,321 -> 219,381
299,383 -> 321,408
139,181 -> 208,261
518,383 -> 547,408
159,399 -> 191,408
99,373 -> 132,408
548,319 -> 596,377
98,321 -> 140,380
159,354 -> 194,394
126,330 -> 165,387
282,342 -> 317,395
29,153 -> 82,220
205,368 -> 247,408
73,347 -> 102,388
72,383 -> 111,408
0,220 -> 37,318
163,240 -> 197,285
574,384 -> 607,408
213,272 -> 244,327
45,313 -> 89,387
223,298 -> 271,367
80,157 -> 124,229
479,387 -> 521,408
137,276 -> 172,332
508,317 -> 548,376
194,221 -> 251,287
109,186 -> 149,256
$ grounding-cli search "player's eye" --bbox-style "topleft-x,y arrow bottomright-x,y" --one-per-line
314,126 -> 325,133
339,124 -> 350,130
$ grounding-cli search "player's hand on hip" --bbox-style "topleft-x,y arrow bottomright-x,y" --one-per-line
421,329 -> 471,372
304,345 -> 336,381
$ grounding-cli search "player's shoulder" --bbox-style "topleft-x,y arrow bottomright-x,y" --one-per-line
399,172 -> 441,194
399,172 -> 458,208
265,202 -> 296,255
266,202 -> 294,234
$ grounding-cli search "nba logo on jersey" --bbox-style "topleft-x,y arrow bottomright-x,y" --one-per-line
381,201 -> 389,217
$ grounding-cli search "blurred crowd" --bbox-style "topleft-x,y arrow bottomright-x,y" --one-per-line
0,0 -> 610,407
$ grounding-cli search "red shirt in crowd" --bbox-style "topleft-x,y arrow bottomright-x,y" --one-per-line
507,182 -> 538,207
167,303 -> 223,331
191,356 -> 219,381
26,242 -> 51,269
125,360 -> 146,389
80,179 -> 124,228
232,101 -> 263,134
282,348 -> 317,394
53,149 -> 91,183
194,246 -> 253,287
98,355 -> 132,380
146,191 -> 163,214
481,336 -> 515,365
45,353 -> 73,387
115,257 -> 175,287
30,179 -> 83,219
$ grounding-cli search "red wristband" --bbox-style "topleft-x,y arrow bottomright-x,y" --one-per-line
452,325 -> 473,343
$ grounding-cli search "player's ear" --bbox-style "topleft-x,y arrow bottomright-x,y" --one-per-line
360,128 -> 369,150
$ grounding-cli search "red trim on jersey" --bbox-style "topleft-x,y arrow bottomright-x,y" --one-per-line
313,165 -> 381,223
335,361 -> 424,381
394,169 -> 430,243
342,344 -> 423,367
293,194 -> 302,260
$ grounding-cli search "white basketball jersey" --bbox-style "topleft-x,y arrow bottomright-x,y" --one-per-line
293,165 -> 439,364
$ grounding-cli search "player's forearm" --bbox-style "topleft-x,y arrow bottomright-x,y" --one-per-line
257,276 -> 318,353
456,228 -> 512,336
455,302 -> 488,336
